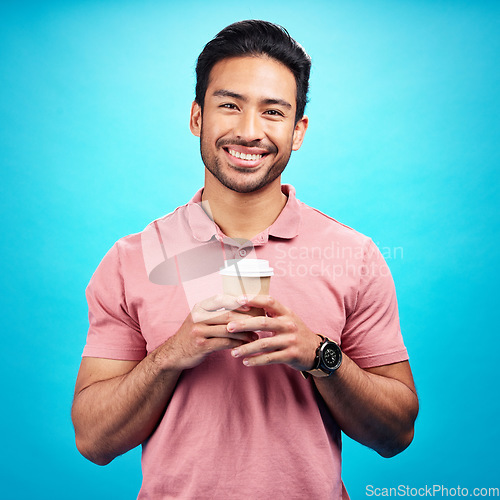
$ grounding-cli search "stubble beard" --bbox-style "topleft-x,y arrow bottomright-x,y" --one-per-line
199,132 -> 292,194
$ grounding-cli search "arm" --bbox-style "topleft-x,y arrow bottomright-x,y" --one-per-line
72,295 -> 256,465
228,295 -> 419,457
72,352 -> 179,466
313,357 -> 418,457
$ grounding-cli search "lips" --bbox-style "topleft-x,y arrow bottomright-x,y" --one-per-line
222,144 -> 270,168
227,148 -> 263,161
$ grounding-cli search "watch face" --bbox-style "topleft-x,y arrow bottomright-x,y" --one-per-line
322,345 -> 341,370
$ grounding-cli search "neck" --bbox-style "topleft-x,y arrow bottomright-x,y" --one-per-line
201,176 -> 287,240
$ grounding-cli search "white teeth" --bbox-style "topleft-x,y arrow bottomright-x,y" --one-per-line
228,149 -> 263,161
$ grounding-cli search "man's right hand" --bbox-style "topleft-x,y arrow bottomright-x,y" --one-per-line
163,294 -> 259,371
72,294 -> 257,465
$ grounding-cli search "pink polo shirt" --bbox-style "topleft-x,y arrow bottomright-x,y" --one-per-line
83,185 -> 408,499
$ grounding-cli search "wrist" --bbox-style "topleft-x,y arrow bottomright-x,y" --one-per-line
150,337 -> 186,375
301,335 -> 343,379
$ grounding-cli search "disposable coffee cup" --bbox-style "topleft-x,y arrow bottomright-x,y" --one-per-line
220,259 -> 273,316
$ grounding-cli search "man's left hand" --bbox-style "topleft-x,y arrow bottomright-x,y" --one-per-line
228,295 -> 320,372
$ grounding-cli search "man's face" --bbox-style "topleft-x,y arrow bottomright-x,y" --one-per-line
190,56 -> 308,194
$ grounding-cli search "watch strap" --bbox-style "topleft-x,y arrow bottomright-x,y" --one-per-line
301,334 -> 327,379
301,368 -> 331,379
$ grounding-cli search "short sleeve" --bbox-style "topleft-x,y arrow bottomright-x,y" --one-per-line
341,239 -> 408,368
82,242 -> 147,360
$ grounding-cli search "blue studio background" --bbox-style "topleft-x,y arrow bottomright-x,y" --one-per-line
1,1 -> 499,498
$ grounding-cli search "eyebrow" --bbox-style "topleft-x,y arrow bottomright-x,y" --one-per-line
212,89 -> 292,110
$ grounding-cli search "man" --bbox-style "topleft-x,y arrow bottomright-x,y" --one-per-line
72,20 -> 418,499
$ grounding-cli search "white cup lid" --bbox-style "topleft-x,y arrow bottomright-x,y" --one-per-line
219,259 -> 274,277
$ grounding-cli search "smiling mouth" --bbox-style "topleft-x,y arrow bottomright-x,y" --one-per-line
226,148 -> 266,161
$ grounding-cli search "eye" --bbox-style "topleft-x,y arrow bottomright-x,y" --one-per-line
264,109 -> 284,117
220,103 -> 239,110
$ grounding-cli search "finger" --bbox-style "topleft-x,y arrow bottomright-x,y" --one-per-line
199,294 -> 250,313
202,337 -> 253,353
191,303 -> 251,325
226,315 -> 296,334
201,324 -> 258,343
231,334 -> 294,358
236,295 -> 286,317
203,309 -> 257,326
241,350 -> 292,367
215,331 -> 258,343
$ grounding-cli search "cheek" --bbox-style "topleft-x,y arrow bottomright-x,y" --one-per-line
207,122 -> 233,146
199,130 -> 214,159
200,122 -> 219,146
272,128 -> 296,152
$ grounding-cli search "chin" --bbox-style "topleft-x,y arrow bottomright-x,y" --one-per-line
203,152 -> 287,194
221,179 -> 268,194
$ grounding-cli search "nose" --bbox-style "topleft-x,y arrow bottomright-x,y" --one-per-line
234,110 -> 264,143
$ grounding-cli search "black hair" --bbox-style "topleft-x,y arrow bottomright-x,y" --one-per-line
195,20 -> 311,122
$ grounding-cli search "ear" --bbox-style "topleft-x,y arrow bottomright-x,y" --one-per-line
291,115 -> 309,151
190,101 -> 202,137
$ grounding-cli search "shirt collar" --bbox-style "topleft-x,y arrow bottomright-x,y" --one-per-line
268,184 -> 301,239
186,189 -> 218,242
186,184 -> 301,242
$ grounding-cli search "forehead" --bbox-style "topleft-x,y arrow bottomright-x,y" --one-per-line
206,56 -> 297,108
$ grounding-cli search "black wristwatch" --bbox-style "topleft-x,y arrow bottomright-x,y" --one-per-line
301,335 -> 343,379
